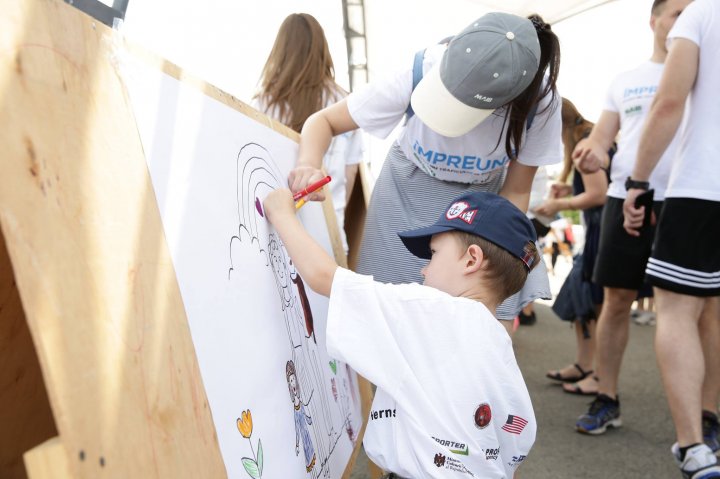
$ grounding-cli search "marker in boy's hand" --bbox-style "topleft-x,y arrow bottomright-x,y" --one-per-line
263,189 -> 297,224
289,166 -> 327,202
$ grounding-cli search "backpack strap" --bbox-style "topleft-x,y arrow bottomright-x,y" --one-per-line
404,48 -> 426,121
525,102 -> 538,131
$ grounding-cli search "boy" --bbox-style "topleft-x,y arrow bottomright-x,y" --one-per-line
263,189 -> 540,478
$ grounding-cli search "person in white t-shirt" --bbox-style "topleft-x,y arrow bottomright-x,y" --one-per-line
253,13 -> 363,252
263,188 -> 540,478
288,12 -> 562,328
570,0 -> 693,437
621,0 -> 720,476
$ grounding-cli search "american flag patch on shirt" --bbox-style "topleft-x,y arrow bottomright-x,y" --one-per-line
501,415 -> 528,434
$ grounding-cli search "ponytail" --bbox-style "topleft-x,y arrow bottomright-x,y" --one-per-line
501,14 -> 561,160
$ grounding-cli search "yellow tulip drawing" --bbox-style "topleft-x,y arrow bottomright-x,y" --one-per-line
237,410 -> 253,438
237,409 -> 263,478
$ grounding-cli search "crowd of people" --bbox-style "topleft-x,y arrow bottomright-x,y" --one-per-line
257,1 -> 719,477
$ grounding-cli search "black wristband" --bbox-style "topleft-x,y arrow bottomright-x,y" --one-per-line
625,177 -> 650,191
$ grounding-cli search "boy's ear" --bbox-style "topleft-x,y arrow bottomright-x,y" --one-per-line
464,244 -> 485,273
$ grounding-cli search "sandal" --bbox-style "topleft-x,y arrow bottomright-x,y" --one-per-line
545,363 -> 593,383
563,375 -> 599,396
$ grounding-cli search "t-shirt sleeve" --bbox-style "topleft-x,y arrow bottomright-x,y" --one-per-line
516,90 -> 562,167
343,130 -> 364,166
326,267 -> 413,396
667,0 -> 704,47
346,68 -> 414,139
603,75 -> 621,113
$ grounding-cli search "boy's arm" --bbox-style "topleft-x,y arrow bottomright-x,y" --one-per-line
263,189 -> 338,297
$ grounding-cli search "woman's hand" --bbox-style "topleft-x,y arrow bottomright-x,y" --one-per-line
550,183 -> 572,199
288,166 -> 326,202
533,198 -> 563,217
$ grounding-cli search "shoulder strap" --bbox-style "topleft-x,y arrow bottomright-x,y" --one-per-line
404,48 -> 426,121
525,103 -> 538,131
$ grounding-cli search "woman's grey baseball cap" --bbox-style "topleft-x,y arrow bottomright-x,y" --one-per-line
410,12 -> 540,137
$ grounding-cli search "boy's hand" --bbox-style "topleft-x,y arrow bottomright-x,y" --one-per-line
288,166 -> 326,202
263,188 -> 296,225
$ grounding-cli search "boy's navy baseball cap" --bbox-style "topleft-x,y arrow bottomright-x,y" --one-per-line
398,192 -> 538,270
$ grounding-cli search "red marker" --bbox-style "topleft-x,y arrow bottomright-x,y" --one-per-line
293,175 -> 332,201
294,176 -> 332,209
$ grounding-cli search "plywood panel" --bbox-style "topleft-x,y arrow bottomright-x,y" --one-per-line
0,0 -> 225,477
0,231 -> 57,478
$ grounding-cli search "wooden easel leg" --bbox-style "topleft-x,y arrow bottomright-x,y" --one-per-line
24,437 -> 73,479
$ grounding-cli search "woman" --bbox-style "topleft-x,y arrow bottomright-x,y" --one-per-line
254,13 -> 363,252
540,98 -> 610,395
290,12 -> 562,323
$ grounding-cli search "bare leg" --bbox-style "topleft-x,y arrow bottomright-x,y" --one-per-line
699,297 -> 720,413
595,287 -> 636,399
654,288 -> 706,446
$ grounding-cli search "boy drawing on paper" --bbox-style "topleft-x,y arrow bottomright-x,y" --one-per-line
264,189 -> 540,478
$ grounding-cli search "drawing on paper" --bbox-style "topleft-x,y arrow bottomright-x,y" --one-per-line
237,409 -> 264,479
229,142 -> 359,477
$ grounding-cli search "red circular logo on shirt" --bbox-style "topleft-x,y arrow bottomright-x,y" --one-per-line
474,403 -> 492,429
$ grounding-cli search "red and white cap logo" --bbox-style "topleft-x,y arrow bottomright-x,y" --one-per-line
446,201 -> 477,225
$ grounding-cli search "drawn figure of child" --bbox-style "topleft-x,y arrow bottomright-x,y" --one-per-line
287,360 -> 317,476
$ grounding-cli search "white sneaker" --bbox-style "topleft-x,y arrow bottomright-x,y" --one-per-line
671,443 -> 720,478
632,310 -> 656,326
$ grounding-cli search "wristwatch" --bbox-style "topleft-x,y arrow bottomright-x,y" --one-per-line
625,177 -> 650,191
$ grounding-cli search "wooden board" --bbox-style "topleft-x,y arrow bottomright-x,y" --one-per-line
0,0 -> 226,476
0,227 -> 57,478
0,0 -> 375,477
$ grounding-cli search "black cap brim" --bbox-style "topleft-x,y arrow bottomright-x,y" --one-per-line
397,225 -> 456,259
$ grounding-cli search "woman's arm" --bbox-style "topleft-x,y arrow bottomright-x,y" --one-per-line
534,169 -> 607,216
499,161 -> 537,213
289,99 -> 360,201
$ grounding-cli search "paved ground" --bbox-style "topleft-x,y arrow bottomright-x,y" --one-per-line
350,258 -> 682,478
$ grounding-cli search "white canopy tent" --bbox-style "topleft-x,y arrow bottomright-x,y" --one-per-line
468,0 -> 618,23
122,0 -> 656,172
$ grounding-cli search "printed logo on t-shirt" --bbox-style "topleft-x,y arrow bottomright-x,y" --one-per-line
624,105 -> 642,116
501,414 -> 528,435
369,408 -> 396,421
507,455 -> 527,468
474,403 -> 492,429
483,447 -> 500,461
623,85 -> 657,99
432,436 -> 469,456
412,140 -> 510,177
431,452 -> 475,476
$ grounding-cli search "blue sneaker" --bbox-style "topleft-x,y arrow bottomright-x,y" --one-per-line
702,411 -> 720,453
576,394 -> 622,435
672,443 -> 720,479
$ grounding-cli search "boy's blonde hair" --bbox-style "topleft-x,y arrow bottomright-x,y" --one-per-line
453,231 -> 539,302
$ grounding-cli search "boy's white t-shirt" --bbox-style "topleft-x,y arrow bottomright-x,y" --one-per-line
603,61 -> 680,200
347,44 -> 562,186
665,0 -> 720,201
327,267 -> 536,478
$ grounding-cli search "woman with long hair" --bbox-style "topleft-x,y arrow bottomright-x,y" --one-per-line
540,98 -> 610,395
287,12 -> 562,328
255,13 -> 362,252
